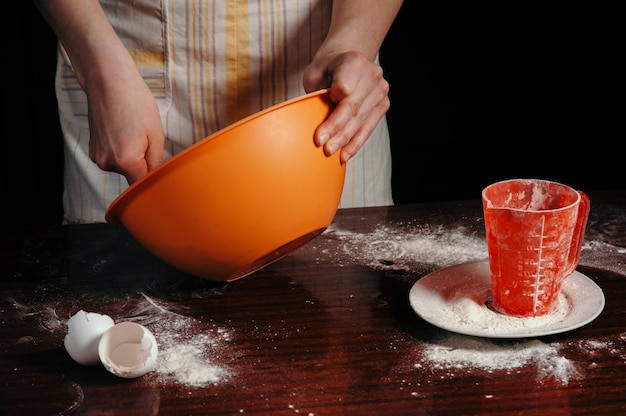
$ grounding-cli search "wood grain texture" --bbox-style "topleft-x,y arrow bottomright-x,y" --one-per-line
1,190 -> 625,415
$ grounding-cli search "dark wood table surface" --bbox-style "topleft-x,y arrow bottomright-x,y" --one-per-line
2,190 -> 625,415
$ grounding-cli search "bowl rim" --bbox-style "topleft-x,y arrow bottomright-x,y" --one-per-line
105,88 -> 331,223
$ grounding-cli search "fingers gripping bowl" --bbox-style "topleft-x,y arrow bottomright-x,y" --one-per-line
105,90 -> 345,282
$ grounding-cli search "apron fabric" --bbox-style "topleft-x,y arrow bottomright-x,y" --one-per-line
55,0 -> 393,223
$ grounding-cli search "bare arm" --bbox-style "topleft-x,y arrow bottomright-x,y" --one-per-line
303,0 -> 404,163
32,0 -> 164,183
320,0 -> 403,61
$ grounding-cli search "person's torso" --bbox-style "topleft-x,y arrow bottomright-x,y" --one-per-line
57,0 -> 332,156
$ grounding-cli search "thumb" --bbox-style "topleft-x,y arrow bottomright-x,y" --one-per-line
123,160 -> 149,185
125,131 -> 164,185
144,131 -> 165,173
303,62 -> 332,93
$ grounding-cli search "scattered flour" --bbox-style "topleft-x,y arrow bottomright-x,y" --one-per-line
581,240 -> 626,275
322,224 -> 488,270
155,331 -> 230,387
417,335 -> 579,384
10,219 -> 625,392
10,294 -> 233,388
323,222 -> 626,275
320,222 -> 626,385
129,293 -> 232,388
414,331 -> 626,385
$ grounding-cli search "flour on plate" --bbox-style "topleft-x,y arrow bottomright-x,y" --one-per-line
439,287 -> 570,332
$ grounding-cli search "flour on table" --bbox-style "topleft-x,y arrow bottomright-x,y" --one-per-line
322,222 -> 626,276
322,224 -> 488,269
152,325 -> 230,387
580,240 -> 626,275
10,293 -> 232,388
416,335 -> 579,384
415,331 -> 626,385
128,293 -> 232,388
321,222 -> 624,386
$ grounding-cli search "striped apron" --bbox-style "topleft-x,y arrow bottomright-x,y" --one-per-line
55,0 -> 393,223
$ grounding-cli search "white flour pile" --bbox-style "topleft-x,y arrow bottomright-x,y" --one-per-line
434,285 -> 570,333
151,323 -> 230,387
416,335 -> 579,384
132,293 -> 232,388
146,317 -> 229,387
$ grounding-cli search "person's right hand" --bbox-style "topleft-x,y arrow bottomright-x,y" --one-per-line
33,0 -> 165,185
85,63 -> 165,185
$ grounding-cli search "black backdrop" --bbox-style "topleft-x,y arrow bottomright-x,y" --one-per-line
4,2 -> 623,225
5,2 -> 64,226
380,3 -> 623,204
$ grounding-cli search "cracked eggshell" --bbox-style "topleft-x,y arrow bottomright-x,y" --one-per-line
98,321 -> 158,378
65,310 -> 115,366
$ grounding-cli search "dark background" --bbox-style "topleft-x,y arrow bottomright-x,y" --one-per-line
380,3 -> 622,204
4,2 -> 623,226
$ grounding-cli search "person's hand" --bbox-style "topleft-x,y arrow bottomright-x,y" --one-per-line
303,50 -> 390,163
32,0 -> 165,184
85,65 -> 165,184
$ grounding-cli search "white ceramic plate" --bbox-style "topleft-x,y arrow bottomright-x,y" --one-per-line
409,261 -> 605,338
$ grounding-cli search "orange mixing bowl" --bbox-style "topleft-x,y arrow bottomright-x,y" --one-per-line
105,89 -> 345,281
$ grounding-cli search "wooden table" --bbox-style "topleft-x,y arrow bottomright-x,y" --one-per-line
2,190 -> 625,415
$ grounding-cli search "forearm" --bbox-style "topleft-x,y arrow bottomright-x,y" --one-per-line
320,0 -> 404,61
32,0 -> 165,182
32,0 -> 135,92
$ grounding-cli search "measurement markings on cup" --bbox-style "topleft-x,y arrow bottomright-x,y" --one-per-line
533,215 -> 548,313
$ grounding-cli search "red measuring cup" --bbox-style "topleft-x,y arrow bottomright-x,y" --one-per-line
482,179 -> 590,317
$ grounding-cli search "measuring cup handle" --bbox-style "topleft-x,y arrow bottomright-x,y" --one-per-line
565,191 -> 590,277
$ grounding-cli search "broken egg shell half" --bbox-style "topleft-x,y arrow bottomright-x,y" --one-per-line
98,321 -> 158,379
65,310 -> 115,366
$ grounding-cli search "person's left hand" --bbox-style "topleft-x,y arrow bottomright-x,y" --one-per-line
303,50 -> 390,163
